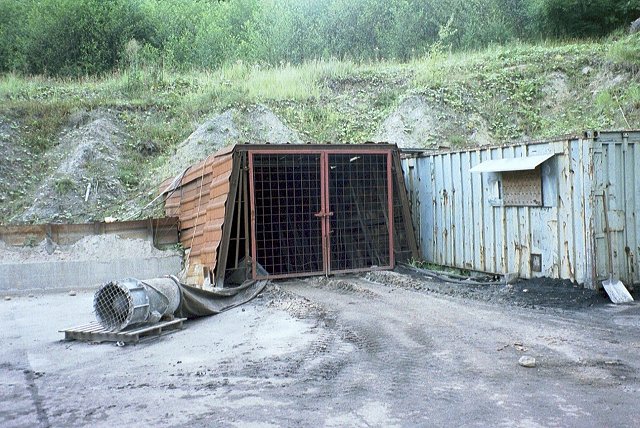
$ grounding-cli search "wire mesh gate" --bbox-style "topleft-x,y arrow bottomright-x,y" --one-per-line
249,150 -> 394,279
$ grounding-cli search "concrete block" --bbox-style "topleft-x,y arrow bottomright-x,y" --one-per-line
0,255 -> 182,293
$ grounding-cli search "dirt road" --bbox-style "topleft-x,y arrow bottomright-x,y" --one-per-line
1,273 -> 639,427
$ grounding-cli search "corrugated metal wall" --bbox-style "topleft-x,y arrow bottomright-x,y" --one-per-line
163,145 -> 235,284
593,131 -> 640,287
402,131 -> 640,288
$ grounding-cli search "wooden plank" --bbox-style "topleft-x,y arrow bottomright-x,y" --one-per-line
72,323 -> 99,332
234,163 -> 244,268
60,319 -> 187,344
243,155 -> 251,264
215,153 -> 242,287
81,324 -> 106,333
393,151 -> 420,260
124,318 -> 182,335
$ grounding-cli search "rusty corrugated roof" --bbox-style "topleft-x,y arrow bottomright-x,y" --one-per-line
161,144 -> 236,283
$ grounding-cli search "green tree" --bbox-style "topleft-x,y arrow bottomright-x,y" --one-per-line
26,0 -> 152,76
536,0 -> 640,38
0,0 -> 30,72
1,0 -> 638,76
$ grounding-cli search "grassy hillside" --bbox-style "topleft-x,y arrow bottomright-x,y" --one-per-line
0,35 -> 638,224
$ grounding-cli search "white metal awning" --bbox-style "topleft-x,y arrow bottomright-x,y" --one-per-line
469,153 -> 554,173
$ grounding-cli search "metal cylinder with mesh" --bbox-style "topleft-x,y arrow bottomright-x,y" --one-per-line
93,277 -> 181,331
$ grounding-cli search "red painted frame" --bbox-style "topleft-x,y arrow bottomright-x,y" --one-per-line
248,148 -> 394,280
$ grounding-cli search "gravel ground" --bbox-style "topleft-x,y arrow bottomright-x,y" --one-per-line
370,266 -> 631,310
1,272 -> 639,427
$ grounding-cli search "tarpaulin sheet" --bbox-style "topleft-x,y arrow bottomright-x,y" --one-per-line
174,280 -> 268,319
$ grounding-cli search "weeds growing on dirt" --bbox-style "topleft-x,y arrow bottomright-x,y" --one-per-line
1,35 -> 639,223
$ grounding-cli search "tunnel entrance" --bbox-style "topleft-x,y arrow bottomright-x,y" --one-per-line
162,143 -> 418,287
249,150 -> 393,279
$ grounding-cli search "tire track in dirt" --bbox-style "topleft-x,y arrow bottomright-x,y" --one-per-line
277,274 -> 640,426
0,361 -> 50,428
278,278 -> 444,411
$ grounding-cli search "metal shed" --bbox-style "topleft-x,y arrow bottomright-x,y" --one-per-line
162,143 -> 418,286
402,130 -> 640,289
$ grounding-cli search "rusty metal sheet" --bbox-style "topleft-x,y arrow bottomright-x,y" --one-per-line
235,143 -> 396,153
159,145 -> 236,284
0,218 -> 178,247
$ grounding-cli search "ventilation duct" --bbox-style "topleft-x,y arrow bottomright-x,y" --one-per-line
93,277 -> 181,331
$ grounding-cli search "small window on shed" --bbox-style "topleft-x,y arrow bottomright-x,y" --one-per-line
502,168 -> 542,206
469,153 -> 554,207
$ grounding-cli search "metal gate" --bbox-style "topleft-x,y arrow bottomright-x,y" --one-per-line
249,150 -> 394,279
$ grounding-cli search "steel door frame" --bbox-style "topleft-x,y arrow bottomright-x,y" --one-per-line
248,148 -> 394,280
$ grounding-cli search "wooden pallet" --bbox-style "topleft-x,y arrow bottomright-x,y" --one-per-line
60,318 -> 187,344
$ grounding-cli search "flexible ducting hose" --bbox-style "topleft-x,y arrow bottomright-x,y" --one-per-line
93,277 -> 181,332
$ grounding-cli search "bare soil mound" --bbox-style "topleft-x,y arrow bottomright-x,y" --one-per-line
541,72 -> 572,117
17,111 -> 127,223
302,276 -> 380,299
263,283 -> 327,319
375,95 -> 495,149
159,104 -> 301,180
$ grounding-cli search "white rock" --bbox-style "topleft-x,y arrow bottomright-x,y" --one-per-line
519,356 -> 536,368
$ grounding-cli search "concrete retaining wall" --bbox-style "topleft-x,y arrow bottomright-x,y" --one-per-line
0,255 -> 182,294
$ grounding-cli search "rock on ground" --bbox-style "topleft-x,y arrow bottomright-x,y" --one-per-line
519,356 -> 537,368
